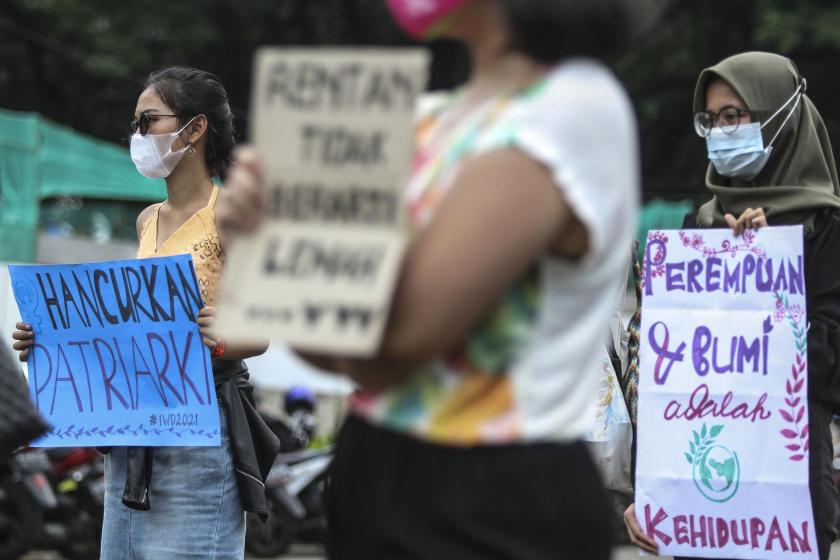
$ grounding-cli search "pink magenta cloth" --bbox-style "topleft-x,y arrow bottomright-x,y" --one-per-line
386,0 -> 470,39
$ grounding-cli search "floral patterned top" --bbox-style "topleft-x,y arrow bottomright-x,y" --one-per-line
352,60 -> 640,446
137,185 -> 223,306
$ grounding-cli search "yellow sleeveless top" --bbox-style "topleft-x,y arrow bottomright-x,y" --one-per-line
137,185 -> 224,306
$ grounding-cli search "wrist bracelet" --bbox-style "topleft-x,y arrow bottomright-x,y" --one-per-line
212,339 -> 227,358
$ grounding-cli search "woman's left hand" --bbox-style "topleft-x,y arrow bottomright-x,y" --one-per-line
197,306 -> 219,351
197,306 -> 269,360
724,207 -> 767,236
624,503 -> 659,554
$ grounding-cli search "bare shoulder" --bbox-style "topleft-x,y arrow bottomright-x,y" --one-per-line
135,203 -> 160,240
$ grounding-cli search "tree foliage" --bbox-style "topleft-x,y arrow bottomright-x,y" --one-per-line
2,0 -> 840,202
617,0 -> 840,202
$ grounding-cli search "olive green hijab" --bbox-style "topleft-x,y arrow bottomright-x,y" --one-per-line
694,51 -> 840,233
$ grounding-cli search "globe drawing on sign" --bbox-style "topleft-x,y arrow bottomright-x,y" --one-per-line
695,446 -> 740,501
685,424 -> 740,503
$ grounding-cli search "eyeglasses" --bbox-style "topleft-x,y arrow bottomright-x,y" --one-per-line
693,106 -> 753,137
128,112 -> 189,136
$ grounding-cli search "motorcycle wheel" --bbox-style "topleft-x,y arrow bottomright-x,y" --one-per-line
0,481 -> 42,558
245,507 -> 299,558
58,510 -> 102,560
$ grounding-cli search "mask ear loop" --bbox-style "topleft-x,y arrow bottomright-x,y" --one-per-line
175,115 -> 200,156
760,79 -> 806,148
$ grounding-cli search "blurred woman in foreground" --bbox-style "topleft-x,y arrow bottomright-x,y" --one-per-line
221,0 -> 646,557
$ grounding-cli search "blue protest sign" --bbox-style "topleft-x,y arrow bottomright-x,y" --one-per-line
9,255 -> 221,447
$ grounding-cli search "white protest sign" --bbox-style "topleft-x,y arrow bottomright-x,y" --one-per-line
218,48 -> 429,356
636,226 -> 817,559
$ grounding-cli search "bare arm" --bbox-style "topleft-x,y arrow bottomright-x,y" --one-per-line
218,147 -> 588,386
332,148 -> 587,389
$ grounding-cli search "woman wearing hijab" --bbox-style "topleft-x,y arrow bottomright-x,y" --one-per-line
625,51 -> 840,560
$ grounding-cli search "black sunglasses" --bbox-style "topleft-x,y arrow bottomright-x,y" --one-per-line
129,112 -> 190,136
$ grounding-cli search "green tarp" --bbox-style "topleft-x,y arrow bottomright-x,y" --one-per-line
0,108 -> 165,262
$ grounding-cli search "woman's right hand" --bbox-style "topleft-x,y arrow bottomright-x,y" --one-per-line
11,322 -> 34,363
724,207 -> 767,237
216,146 -> 267,246
623,503 -> 660,555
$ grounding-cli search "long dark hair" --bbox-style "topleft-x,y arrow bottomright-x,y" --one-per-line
144,66 -> 235,177
495,0 -> 657,64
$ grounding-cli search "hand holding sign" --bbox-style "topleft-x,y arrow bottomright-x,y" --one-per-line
216,48 -> 429,357
725,207 -> 768,236
197,306 -> 220,350
623,503 -> 659,554
10,255 -> 221,447
12,321 -> 35,362
636,226 -> 817,559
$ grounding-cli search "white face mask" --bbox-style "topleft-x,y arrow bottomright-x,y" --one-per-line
130,117 -> 197,179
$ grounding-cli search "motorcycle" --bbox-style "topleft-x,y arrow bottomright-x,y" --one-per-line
41,447 -> 105,560
0,448 -> 56,559
246,386 -> 332,558
246,446 -> 333,557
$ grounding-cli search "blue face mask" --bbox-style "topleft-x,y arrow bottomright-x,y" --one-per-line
706,123 -> 772,181
705,82 -> 805,181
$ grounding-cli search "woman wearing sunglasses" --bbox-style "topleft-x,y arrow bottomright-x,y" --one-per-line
624,52 -> 840,560
13,66 -> 276,559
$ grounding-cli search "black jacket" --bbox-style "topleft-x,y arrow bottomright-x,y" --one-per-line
800,210 -> 840,411
121,358 -> 281,521
683,209 -> 840,411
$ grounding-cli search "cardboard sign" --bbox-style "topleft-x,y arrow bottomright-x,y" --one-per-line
217,48 -> 429,356
636,226 -> 817,559
10,255 -> 221,447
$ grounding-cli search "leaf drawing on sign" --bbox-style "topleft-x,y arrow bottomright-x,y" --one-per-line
774,291 -> 809,462
46,424 -> 220,441
685,423 -> 724,466
763,315 -> 774,334
678,229 -> 768,259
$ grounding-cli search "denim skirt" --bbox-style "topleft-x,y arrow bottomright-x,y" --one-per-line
100,406 -> 245,559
